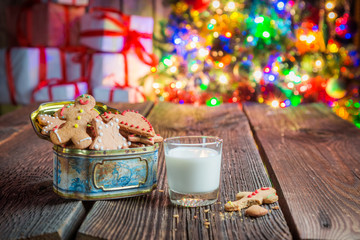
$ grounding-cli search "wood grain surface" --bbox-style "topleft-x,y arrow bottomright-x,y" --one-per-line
244,103 -> 360,239
77,102 -> 291,240
0,102 -> 153,240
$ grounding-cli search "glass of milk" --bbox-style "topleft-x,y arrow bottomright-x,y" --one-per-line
164,136 -> 223,207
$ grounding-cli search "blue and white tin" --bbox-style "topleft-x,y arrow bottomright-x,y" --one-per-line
53,145 -> 158,200
30,101 -> 159,200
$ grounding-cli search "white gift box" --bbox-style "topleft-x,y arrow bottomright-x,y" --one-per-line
93,86 -> 145,103
80,11 -> 153,53
0,47 -> 63,104
42,0 -> 88,6
33,82 -> 88,102
89,52 -> 150,89
64,51 -> 87,82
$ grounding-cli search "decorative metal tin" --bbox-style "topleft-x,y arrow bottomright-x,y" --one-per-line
30,101 -> 158,200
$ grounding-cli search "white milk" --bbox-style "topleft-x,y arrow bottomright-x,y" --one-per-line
165,147 -> 221,193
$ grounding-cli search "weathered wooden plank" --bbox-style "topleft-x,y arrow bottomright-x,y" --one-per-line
243,103 -> 360,239
0,102 -> 153,240
0,104 -> 40,145
77,102 -> 291,240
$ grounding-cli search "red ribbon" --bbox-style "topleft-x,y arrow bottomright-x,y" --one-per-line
80,8 -> 158,67
5,49 -> 17,105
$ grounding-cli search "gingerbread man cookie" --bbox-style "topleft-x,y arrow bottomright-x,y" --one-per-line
101,110 -> 155,138
224,187 -> 278,212
37,114 -> 65,135
89,117 -> 129,150
50,94 -> 99,149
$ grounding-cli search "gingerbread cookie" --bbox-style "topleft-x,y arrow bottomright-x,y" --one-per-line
245,205 -> 269,217
37,114 -> 65,135
50,94 -> 99,149
225,187 -> 278,212
89,117 -> 129,150
128,134 -> 163,145
101,110 -> 155,137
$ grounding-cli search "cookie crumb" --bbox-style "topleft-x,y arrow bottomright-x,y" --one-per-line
204,209 -> 210,213
194,216 -> 198,219
173,214 -> 179,218
158,189 -> 164,192
269,209 -> 272,213
217,202 -> 221,204
204,221 -> 210,226
272,206 -> 279,210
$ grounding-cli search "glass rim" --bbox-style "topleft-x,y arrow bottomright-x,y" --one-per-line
164,136 -> 223,146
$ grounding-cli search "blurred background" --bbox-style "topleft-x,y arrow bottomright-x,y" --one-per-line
0,0 -> 360,127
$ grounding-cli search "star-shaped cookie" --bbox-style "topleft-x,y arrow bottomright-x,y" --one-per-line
89,117 -> 129,151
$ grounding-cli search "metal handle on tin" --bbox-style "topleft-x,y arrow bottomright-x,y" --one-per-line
139,158 -> 149,185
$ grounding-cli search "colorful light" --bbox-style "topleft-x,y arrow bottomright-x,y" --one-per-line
207,97 -> 221,107
226,1 -> 235,11
199,48 -> 209,57
253,70 -> 262,81
219,75 -> 228,84
255,16 -> 264,23
325,1 -> 334,10
301,74 -> 309,81
315,60 -> 322,67
212,0 -> 220,8
277,2 -> 285,11
247,36 -> 254,42
191,63 -> 199,72
174,38 -> 181,45
328,12 -> 336,19
150,67 -> 157,73
225,32 -> 232,38
262,31 -> 270,38
207,23 -> 214,30
268,74 -> 275,81
271,100 -> 279,108
170,66 -> 177,73
164,58 -> 173,67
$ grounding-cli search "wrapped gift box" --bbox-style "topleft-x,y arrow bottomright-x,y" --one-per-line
0,47 -> 63,104
93,86 -> 145,103
64,50 -> 88,82
49,0 -> 88,6
6,2 -> 85,47
80,9 -> 153,53
89,52 -> 150,89
33,81 -> 88,102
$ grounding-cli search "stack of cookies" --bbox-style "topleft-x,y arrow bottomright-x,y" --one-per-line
36,94 -> 163,150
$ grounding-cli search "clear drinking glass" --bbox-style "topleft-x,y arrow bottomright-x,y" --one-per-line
164,136 -> 223,207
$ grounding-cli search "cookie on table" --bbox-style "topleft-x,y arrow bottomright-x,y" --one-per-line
245,205 -> 269,217
50,94 -> 99,149
225,187 -> 278,212
37,114 -> 65,135
89,117 -> 129,150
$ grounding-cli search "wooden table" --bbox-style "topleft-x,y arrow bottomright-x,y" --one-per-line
0,102 -> 359,240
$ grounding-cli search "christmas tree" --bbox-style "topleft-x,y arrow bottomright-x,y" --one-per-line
143,0 -> 360,126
